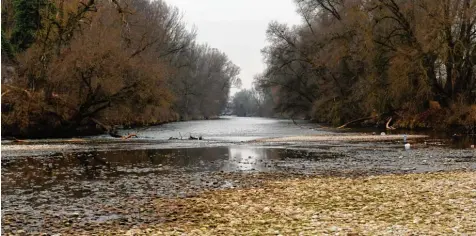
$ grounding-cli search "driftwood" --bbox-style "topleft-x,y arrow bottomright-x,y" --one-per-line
188,134 -> 203,140
337,116 -> 375,129
169,135 -> 203,140
169,132 -> 184,140
13,138 -> 27,143
386,118 -> 396,130
337,112 -> 397,129
90,118 -> 136,139
121,133 -> 137,140
109,130 -> 138,139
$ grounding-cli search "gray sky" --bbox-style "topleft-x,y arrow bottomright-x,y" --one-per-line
165,0 -> 302,92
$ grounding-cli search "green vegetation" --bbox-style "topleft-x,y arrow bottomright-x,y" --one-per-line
1,0 -> 240,138
256,0 -> 476,132
1,30 -> 14,60
10,0 -> 48,51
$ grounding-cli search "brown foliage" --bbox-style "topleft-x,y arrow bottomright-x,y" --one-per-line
257,0 -> 476,130
1,0 -> 239,138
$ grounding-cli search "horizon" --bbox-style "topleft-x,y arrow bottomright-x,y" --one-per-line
165,0 -> 302,94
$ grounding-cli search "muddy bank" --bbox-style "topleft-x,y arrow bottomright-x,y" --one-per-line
2,141 -> 476,234
254,134 -> 428,143
2,117 -> 475,234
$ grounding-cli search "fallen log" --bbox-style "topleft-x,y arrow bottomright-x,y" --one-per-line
89,118 -> 139,139
188,134 -> 203,140
89,118 -> 123,138
337,116 -> 375,129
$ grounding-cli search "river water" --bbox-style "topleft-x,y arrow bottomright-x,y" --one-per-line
119,116 -> 332,141
1,116 -> 329,156
1,116 -> 475,234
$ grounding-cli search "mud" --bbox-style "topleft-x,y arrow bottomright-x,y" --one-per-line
1,117 -> 475,234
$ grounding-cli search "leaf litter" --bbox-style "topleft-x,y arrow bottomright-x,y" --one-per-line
118,171 -> 476,235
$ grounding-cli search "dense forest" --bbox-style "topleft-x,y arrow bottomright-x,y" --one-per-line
1,0 -> 240,138
250,0 -> 476,132
3,0 -> 476,138
230,88 -> 275,117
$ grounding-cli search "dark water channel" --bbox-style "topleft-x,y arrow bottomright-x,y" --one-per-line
2,147 -> 343,194
1,145 -> 348,233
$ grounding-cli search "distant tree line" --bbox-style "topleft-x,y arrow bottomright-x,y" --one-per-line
256,0 -> 476,131
1,0 -> 240,138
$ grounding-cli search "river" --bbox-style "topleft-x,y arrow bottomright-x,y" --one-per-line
1,116 -> 475,234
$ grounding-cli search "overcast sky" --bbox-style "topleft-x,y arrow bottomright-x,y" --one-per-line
165,0 -> 302,92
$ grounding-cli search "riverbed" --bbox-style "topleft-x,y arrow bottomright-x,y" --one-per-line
1,116 -> 475,234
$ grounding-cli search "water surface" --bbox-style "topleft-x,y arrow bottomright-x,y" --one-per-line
2,117 -> 475,234
99,116 -> 332,142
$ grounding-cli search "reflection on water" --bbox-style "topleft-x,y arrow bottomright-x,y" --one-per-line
225,148 -> 270,171
2,116 -> 474,234
115,116 -> 329,142
2,147 -> 332,194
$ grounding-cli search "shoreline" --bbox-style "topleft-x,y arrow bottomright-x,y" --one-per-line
4,171 -> 474,235
2,117 -> 475,234
3,115 -> 475,140
253,134 -> 429,143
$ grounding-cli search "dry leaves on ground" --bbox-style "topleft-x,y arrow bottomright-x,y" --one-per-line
114,171 -> 476,235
